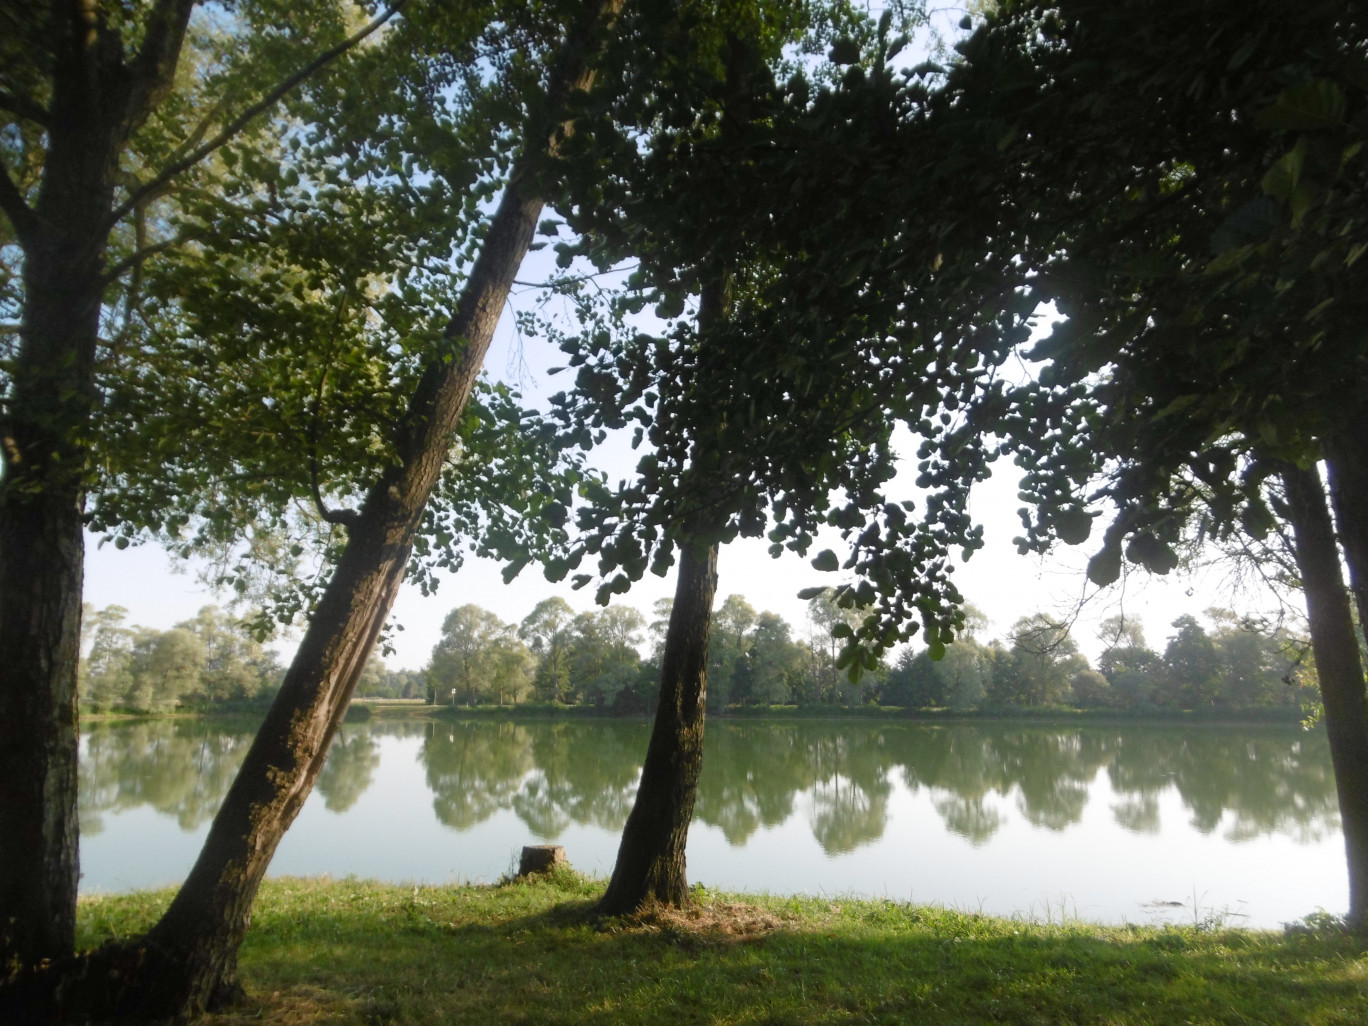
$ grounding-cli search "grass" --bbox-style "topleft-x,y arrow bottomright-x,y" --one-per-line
75,874 -> 1368,1025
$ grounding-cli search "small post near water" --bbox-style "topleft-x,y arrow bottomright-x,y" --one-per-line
518,844 -> 567,878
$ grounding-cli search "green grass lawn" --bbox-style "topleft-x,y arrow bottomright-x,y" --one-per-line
77,873 -> 1367,1025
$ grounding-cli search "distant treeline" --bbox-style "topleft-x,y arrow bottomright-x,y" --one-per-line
79,604 -> 421,712
80,596 -> 1311,716
417,595 -> 1315,716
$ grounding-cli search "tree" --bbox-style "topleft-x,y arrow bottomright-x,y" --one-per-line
989,614 -> 1083,708
932,0 -> 1368,924
707,594 -> 757,709
0,0 -> 410,971
175,606 -> 280,704
427,605 -> 515,707
519,597 -> 576,703
125,627 -> 206,713
1160,615 -> 1223,709
1208,610 -> 1298,709
565,606 -> 644,708
81,606 -> 137,710
550,2 -> 1027,913
741,611 -> 804,706
4,3 -> 627,1018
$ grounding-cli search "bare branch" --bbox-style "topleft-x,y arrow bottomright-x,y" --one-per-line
0,162 -> 38,249
109,1 -> 411,228
0,88 -> 50,126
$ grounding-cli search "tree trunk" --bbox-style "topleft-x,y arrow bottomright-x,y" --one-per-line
0,1 -> 204,973
1281,465 -> 1368,929
0,208 -> 104,973
1324,416 -> 1368,634
598,539 -> 718,914
0,6 -> 619,1022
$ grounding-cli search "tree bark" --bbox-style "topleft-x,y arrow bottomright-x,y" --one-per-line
1324,415 -> 1368,635
0,0 -> 196,971
0,5 -> 618,1022
1281,464 -> 1368,929
598,538 -> 719,914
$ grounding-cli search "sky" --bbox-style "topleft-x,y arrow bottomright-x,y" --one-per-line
79,3 -> 1299,672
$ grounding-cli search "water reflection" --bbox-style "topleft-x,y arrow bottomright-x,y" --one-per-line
79,718 -> 1340,855
80,719 -> 257,834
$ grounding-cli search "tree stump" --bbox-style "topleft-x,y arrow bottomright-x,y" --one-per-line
518,845 -> 567,878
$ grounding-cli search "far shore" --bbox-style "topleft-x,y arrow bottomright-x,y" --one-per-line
79,699 -> 1308,729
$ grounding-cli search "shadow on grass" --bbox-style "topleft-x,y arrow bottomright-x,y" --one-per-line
78,877 -> 1368,1026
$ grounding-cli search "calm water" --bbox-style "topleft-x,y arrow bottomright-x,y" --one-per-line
78,717 -> 1346,928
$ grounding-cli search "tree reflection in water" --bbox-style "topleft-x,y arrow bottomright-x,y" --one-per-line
79,720 -> 258,834
314,729 -> 381,813
80,718 -> 1340,855
420,721 -> 536,829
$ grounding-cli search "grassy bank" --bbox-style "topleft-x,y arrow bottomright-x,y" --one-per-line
77,875 -> 1366,1025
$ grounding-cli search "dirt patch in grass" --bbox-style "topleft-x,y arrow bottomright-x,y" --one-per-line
603,898 -> 795,944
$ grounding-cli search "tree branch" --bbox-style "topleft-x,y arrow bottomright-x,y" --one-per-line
0,88 -> 50,126
0,161 -> 38,249
102,237 -> 181,284
127,0 -> 199,116
108,0 -> 411,228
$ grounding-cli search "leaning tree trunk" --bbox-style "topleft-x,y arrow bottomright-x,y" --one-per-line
1324,416 -> 1368,636
0,6 -> 618,1023
1281,464 -> 1368,930
598,538 -> 719,914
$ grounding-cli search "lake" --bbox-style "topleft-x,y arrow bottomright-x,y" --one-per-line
78,716 -> 1345,929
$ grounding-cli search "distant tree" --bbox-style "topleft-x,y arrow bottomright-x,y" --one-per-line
488,634 -> 534,707
805,593 -> 865,704
708,594 -> 758,710
646,599 -> 674,661
1069,667 -> 1112,709
519,598 -> 577,704
427,605 -> 515,707
125,628 -> 207,713
1095,615 -> 1160,709
1207,610 -> 1298,709
175,606 -> 280,703
566,607 -> 645,708
740,611 -> 804,706
82,606 -> 136,709
882,648 -> 940,709
1160,615 -> 1223,709
990,614 -> 1083,707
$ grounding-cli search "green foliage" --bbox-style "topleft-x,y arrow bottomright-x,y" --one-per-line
65,1 -> 594,634
426,605 -> 534,707
534,0 -> 1030,676
933,0 -> 1367,568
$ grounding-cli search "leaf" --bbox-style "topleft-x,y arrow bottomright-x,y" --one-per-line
1125,534 -> 1178,575
829,37 -> 860,66
1087,544 -> 1122,587
811,549 -> 839,572
1261,146 -> 1304,200
1053,508 -> 1093,546
796,586 -> 829,600
1255,80 -> 1346,131
928,639 -> 946,661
